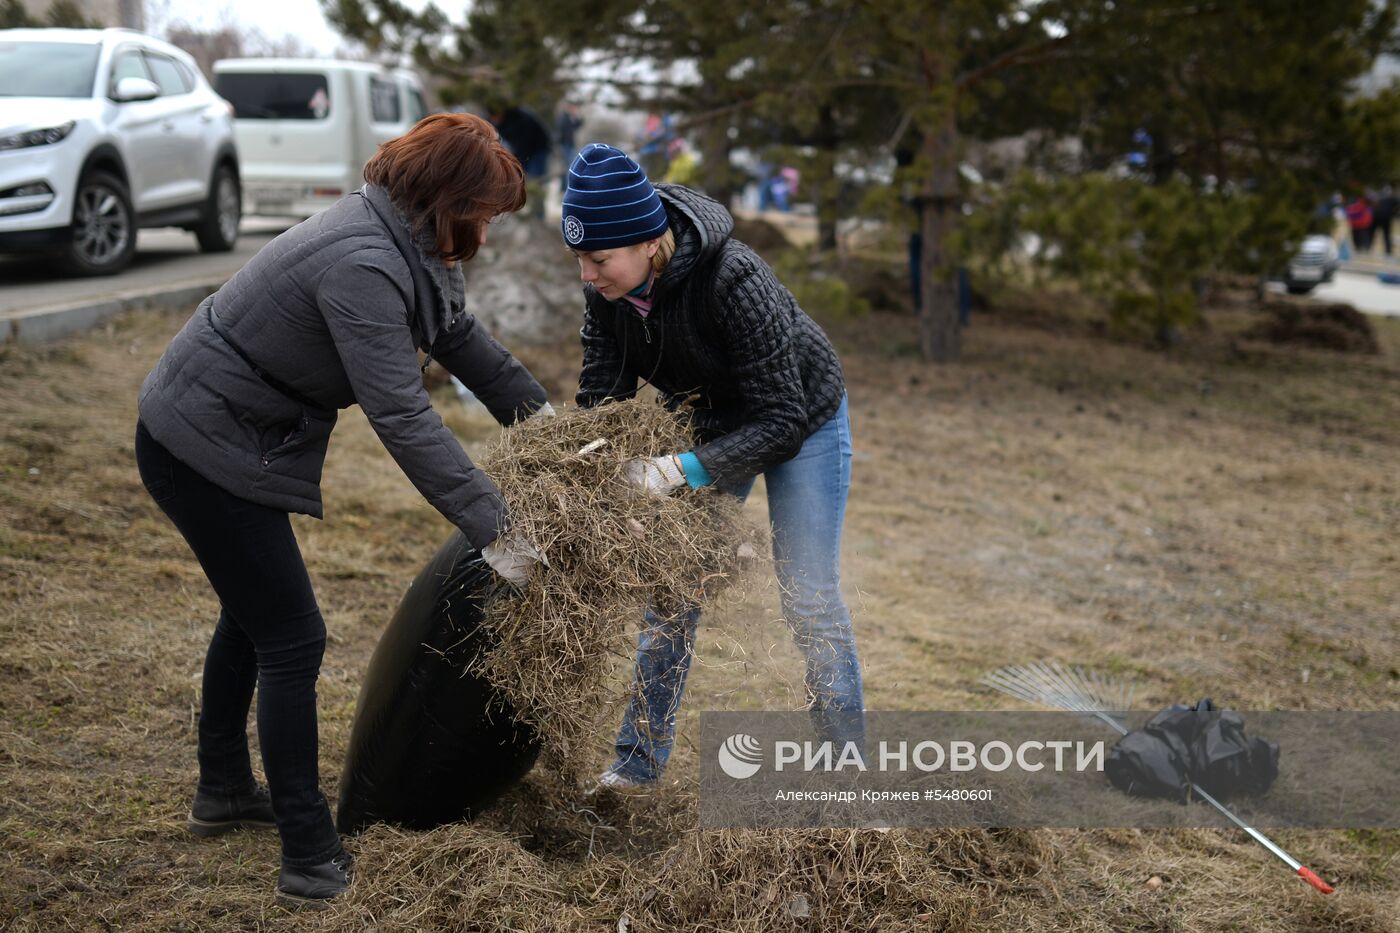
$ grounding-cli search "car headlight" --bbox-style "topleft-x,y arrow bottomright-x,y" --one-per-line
0,121 -> 77,151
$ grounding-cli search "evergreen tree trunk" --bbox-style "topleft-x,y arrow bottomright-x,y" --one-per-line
815,153 -> 839,252
700,116 -> 734,208
917,50 -> 961,363
815,106 -> 840,252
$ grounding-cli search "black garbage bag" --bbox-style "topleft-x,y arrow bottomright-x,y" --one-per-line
336,531 -> 541,834
1105,698 -> 1279,802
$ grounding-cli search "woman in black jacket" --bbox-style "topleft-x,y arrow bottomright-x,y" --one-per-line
135,114 -> 549,903
560,144 -> 864,789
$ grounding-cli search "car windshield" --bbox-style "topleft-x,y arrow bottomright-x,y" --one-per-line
214,72 -> 330,119
0,41 -> 101,97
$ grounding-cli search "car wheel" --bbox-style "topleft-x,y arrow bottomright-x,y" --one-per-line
195,164 -> 240,252
59,170 -> 136,276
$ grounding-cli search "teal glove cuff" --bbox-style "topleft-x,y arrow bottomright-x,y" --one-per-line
676,451 -> 714,489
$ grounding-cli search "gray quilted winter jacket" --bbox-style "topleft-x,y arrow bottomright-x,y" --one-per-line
138,184 -> 547,549
576,183 -> 845,484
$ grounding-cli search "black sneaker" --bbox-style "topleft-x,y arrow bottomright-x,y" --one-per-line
276,850 -> 353,906
186,783 -> 277,837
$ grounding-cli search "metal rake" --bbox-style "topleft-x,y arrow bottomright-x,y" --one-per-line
983,661 -> 1334,895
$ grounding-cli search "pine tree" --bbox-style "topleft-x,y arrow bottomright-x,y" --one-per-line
322,0 -> 1400,360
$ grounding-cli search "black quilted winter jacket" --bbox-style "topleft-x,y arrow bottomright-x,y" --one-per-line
575,184 -> 846,484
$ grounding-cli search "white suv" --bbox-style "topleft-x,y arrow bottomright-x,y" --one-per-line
0,28 -> 241,276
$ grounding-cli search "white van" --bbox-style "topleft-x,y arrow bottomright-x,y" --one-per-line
211,59 -> 429,218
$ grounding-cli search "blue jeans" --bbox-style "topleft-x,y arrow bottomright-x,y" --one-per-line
611,396 -> 864,782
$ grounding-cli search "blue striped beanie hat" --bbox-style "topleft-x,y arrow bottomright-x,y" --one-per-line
561,143 -> 669,251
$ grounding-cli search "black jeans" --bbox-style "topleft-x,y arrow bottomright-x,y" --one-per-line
135,421 -> 340,866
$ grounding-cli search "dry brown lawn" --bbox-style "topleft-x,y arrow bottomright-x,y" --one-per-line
1,291 -> 1397,931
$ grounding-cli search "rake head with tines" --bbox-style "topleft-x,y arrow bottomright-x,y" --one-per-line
981,660 -> 1135,735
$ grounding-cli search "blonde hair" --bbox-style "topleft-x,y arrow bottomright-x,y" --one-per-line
651,228 -> 676,274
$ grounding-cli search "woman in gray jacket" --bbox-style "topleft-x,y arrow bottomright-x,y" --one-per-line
135,113 -> 549,904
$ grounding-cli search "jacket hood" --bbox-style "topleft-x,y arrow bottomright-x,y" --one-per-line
655,183 -> 734,286
360,184 -> 465,342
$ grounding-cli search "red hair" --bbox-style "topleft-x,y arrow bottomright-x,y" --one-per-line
363,112 -> 526,263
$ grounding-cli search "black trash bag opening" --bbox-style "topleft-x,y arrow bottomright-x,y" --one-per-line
336,531 -> 541,834
1105,698 -> 1279,803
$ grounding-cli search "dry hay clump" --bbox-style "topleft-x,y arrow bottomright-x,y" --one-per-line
612,827 -> 1053,932
334,823 -> 577,931
328,797 -> 1055,932
475,398 -> 757,774
1248,299 -> 1380,354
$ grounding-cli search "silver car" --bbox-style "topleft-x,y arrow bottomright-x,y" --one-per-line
0,28 -> 241,275
1284,234 -> 1340,294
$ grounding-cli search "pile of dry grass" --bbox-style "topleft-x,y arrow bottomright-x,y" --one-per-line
611,827 -> 1052,931
325,772 -> 1058,933
1248,299 -> 1380,354
336,823 -> 571,929
328,816 -> 1057,931
472,398 -> 756,775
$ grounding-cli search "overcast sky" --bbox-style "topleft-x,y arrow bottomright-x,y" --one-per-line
148,0 -> 470,57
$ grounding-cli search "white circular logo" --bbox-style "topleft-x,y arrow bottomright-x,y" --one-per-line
718,733 -> 763,780
563,215 -> 586,245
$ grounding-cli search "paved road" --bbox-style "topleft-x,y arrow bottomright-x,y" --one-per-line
0,219 -> 293,320
1307,270 -> 1400,317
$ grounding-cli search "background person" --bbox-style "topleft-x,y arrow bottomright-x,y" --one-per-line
559,143 -> 864,789
490,103 -> 552,218
555,101 -> 584,192
1345,192 -> 1374,254
134,113 -> 550,905
1373,185 -> 1397,257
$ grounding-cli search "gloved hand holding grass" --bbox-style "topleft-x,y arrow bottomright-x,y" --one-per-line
620,452 -> 712,496
481,525 -> 548,587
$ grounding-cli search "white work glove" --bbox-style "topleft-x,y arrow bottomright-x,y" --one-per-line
481,526 -> 547,587
622,455 -> 687,498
